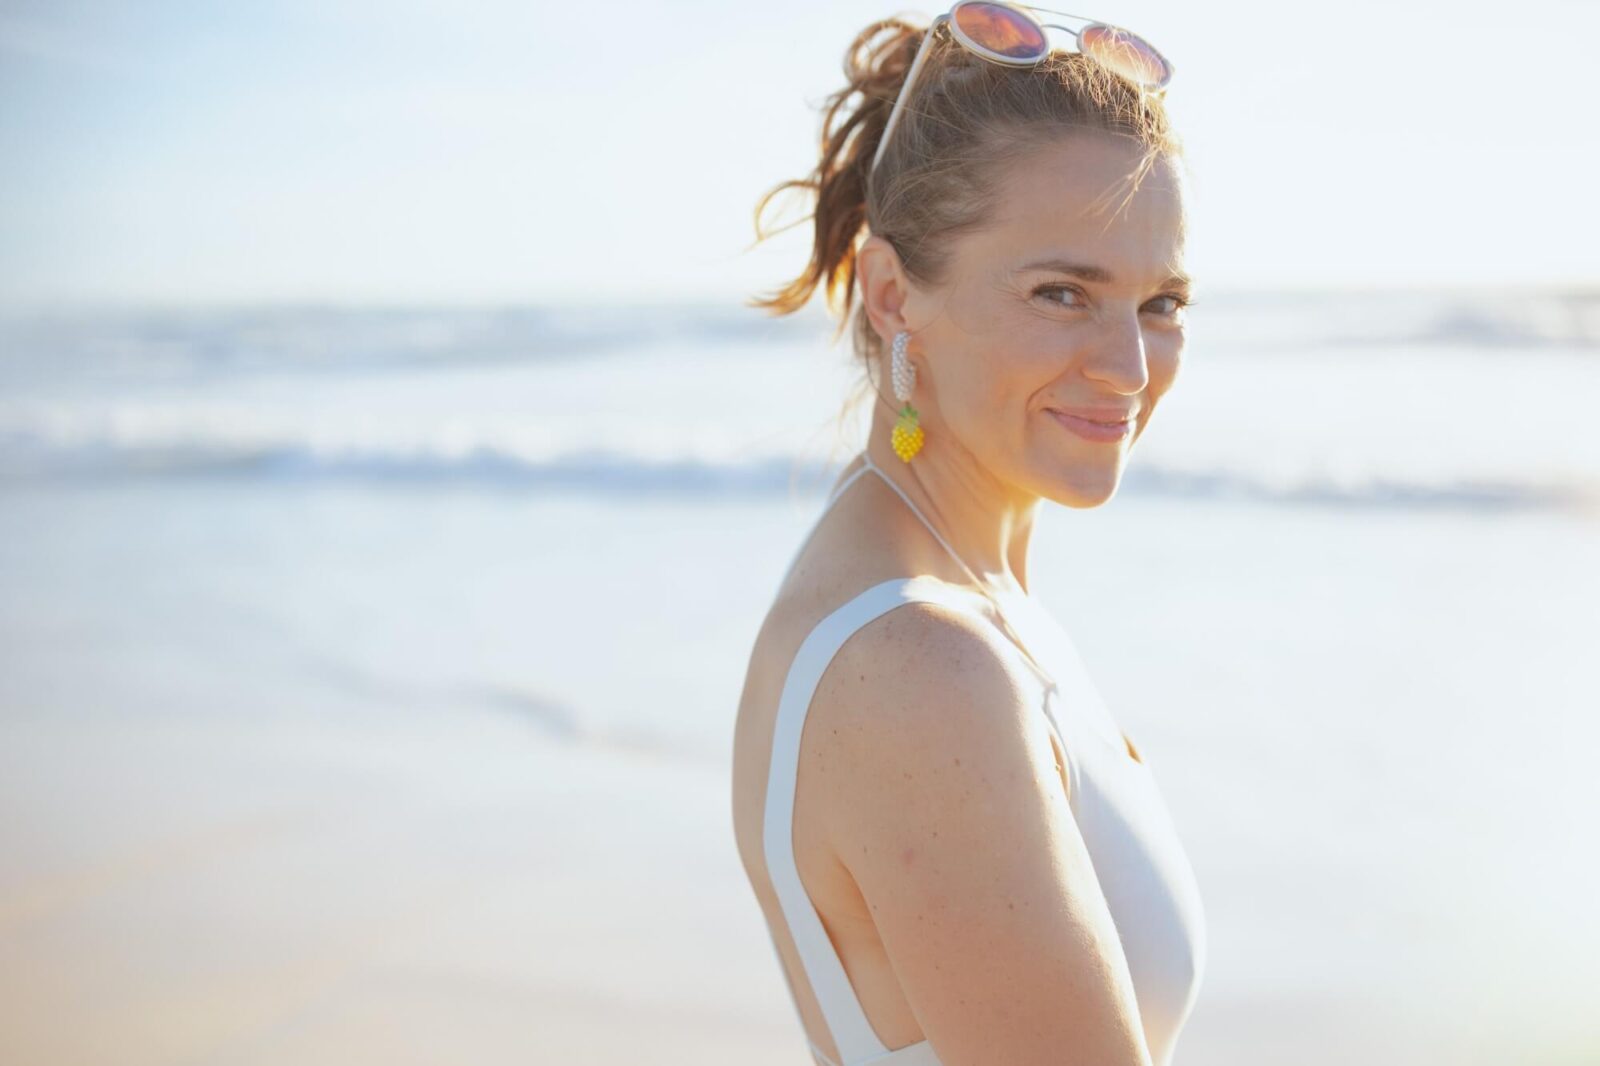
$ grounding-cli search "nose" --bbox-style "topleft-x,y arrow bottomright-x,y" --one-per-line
1081,311 -> 1150,396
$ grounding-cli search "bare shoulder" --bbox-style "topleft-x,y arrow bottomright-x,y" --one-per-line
809,596 -> 1046,795
809,598 -> 1154,1066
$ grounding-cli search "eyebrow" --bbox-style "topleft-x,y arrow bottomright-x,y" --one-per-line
1018,257 -> 1193,291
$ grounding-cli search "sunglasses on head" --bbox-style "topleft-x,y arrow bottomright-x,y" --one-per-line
870,2 -> 1174,180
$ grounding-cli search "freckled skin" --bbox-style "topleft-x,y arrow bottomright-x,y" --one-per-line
855,131 -> 1190,515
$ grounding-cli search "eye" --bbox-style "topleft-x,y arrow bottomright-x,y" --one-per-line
1031,283 -> 1085,308
1147,293 -> 1192,317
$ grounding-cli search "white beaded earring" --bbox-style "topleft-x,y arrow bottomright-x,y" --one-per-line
889,330 -> 923,462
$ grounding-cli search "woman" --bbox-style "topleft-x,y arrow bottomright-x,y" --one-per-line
730,9 -> 1207,1065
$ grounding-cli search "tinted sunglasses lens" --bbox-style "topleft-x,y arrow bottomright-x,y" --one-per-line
1079,24 -> 1171,88
952,2 -> 1048,60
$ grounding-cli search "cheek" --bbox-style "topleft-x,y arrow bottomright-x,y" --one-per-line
1146,333 -> 1184,397
1130,334 -> 1183,443
940,342 -> 1052,429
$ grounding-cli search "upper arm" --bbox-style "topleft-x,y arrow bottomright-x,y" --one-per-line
816,602 -> 1152,1066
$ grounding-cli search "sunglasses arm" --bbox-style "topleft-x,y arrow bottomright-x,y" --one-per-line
1016,5 -> 1095,21
868,14 -> 951,183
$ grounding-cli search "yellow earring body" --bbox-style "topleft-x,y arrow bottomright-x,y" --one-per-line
891,402 -> 924,462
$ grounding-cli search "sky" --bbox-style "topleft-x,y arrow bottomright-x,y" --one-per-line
0,0 -> 1596,311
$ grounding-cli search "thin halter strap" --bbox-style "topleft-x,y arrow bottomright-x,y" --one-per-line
858,451 -> 1059,692
859,451 -> 984,589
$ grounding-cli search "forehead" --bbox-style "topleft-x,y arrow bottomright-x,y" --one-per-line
973,133 -> 1187,278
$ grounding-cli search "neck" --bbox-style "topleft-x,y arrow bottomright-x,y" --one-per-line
863,403 -> 1040,598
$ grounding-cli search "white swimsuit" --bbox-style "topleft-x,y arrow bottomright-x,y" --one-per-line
760,453 -> 1208,1066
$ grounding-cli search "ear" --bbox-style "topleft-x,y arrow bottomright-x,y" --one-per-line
856,234 -> 914,347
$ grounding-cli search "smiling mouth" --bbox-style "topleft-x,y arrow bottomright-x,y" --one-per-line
1047,408 -> 1134,443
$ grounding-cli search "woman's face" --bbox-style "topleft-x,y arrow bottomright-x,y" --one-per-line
886,132 -> 1190,508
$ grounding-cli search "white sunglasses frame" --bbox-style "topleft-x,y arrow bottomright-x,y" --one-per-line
868,1 -> 1175,182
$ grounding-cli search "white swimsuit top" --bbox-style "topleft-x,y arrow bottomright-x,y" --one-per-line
760,452 -> 1208,1066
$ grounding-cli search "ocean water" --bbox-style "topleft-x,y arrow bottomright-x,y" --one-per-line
2,288 -> 1598,1063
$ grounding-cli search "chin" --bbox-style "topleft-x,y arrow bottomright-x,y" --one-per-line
1046,466 -> 1123,509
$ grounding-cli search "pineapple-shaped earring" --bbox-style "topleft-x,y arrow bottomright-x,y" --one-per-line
889,330 -> 924,462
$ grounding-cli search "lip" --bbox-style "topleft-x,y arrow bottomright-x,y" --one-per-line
1047,407 -> 1134,444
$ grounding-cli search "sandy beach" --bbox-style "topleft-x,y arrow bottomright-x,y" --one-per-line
4,681 -> 1596,1066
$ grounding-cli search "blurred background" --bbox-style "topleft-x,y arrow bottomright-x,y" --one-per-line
1,1 -> 1597,1064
